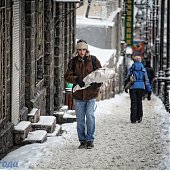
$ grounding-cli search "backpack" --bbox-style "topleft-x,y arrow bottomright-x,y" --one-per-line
124,68 -> 136,90
72,55 -> 97,72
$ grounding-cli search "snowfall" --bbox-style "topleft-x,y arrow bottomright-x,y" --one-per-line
1,6 -> 170,170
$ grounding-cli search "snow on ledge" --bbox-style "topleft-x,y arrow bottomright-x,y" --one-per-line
33,116 -> 56,126
76,16 -> 115,27
14,121 -> 31,131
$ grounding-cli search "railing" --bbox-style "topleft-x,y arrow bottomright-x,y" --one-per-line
157,77 -> 170,113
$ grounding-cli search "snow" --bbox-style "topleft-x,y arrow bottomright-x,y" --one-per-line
108,8 -> 122,21
28,108 -> 38,116
14,121 -> 31,131
126,46 -> 132,54
76,8 -> 121,26
2,93 -> 170,170
53,111 -> 64,115
116,55 -> 124,70
63,113 -> 76,119
32,116 -> 56,126
77,16 -> 115,27
24,130 -> 47,141
87,44 -> 116,67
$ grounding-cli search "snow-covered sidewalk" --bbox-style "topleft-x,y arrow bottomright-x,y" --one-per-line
2,93 -> 170,170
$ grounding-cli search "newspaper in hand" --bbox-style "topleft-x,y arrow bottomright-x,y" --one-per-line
73,67 -> 115,93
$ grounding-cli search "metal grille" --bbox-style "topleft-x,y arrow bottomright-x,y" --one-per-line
0,4 -> 6,123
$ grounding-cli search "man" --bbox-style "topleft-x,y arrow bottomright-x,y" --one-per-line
64,39 -> 102,149
125,55 -> 152,124
144,60 -> 155,100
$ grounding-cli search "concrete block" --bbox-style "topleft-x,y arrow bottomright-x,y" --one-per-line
28,108 -> 40,123
23,130 -> 47,144
32,116 -> 56,133
13,121 -> 32,144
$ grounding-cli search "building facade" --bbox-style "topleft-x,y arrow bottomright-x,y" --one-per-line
0,0 -> 77,159
0,0 -> 13,159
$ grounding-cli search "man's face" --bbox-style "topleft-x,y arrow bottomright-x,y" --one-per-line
77,49 -> 87,57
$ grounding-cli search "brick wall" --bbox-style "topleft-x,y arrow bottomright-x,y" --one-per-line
0,0 -> 13,159
0,122 -> 13,159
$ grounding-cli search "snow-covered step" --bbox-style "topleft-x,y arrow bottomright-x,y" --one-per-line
63,111 -> 76,123
53,110 -> 76,124
31,116 -> 56,133
53,111 -> 64,124
61,123 -> 76,134
67,110 -> 76,115
60,105 -> 68,113
23,130 -> 47,144
13,121 -> 32,144
47,124 -> 61,137
27,108 -> 40,123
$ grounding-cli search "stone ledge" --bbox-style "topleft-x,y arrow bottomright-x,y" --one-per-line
53,111 -> 64,124
47,124 -> 61,137
28,108 -> 40,123
13,121 -> 32,144
60,105 -> 68,112
53,111 -> 76,124
32,116 -> 56,133
23,130 -> 47,144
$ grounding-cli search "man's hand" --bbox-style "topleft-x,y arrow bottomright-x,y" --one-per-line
76,77 -> 85,88
90,82 -> 102,88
